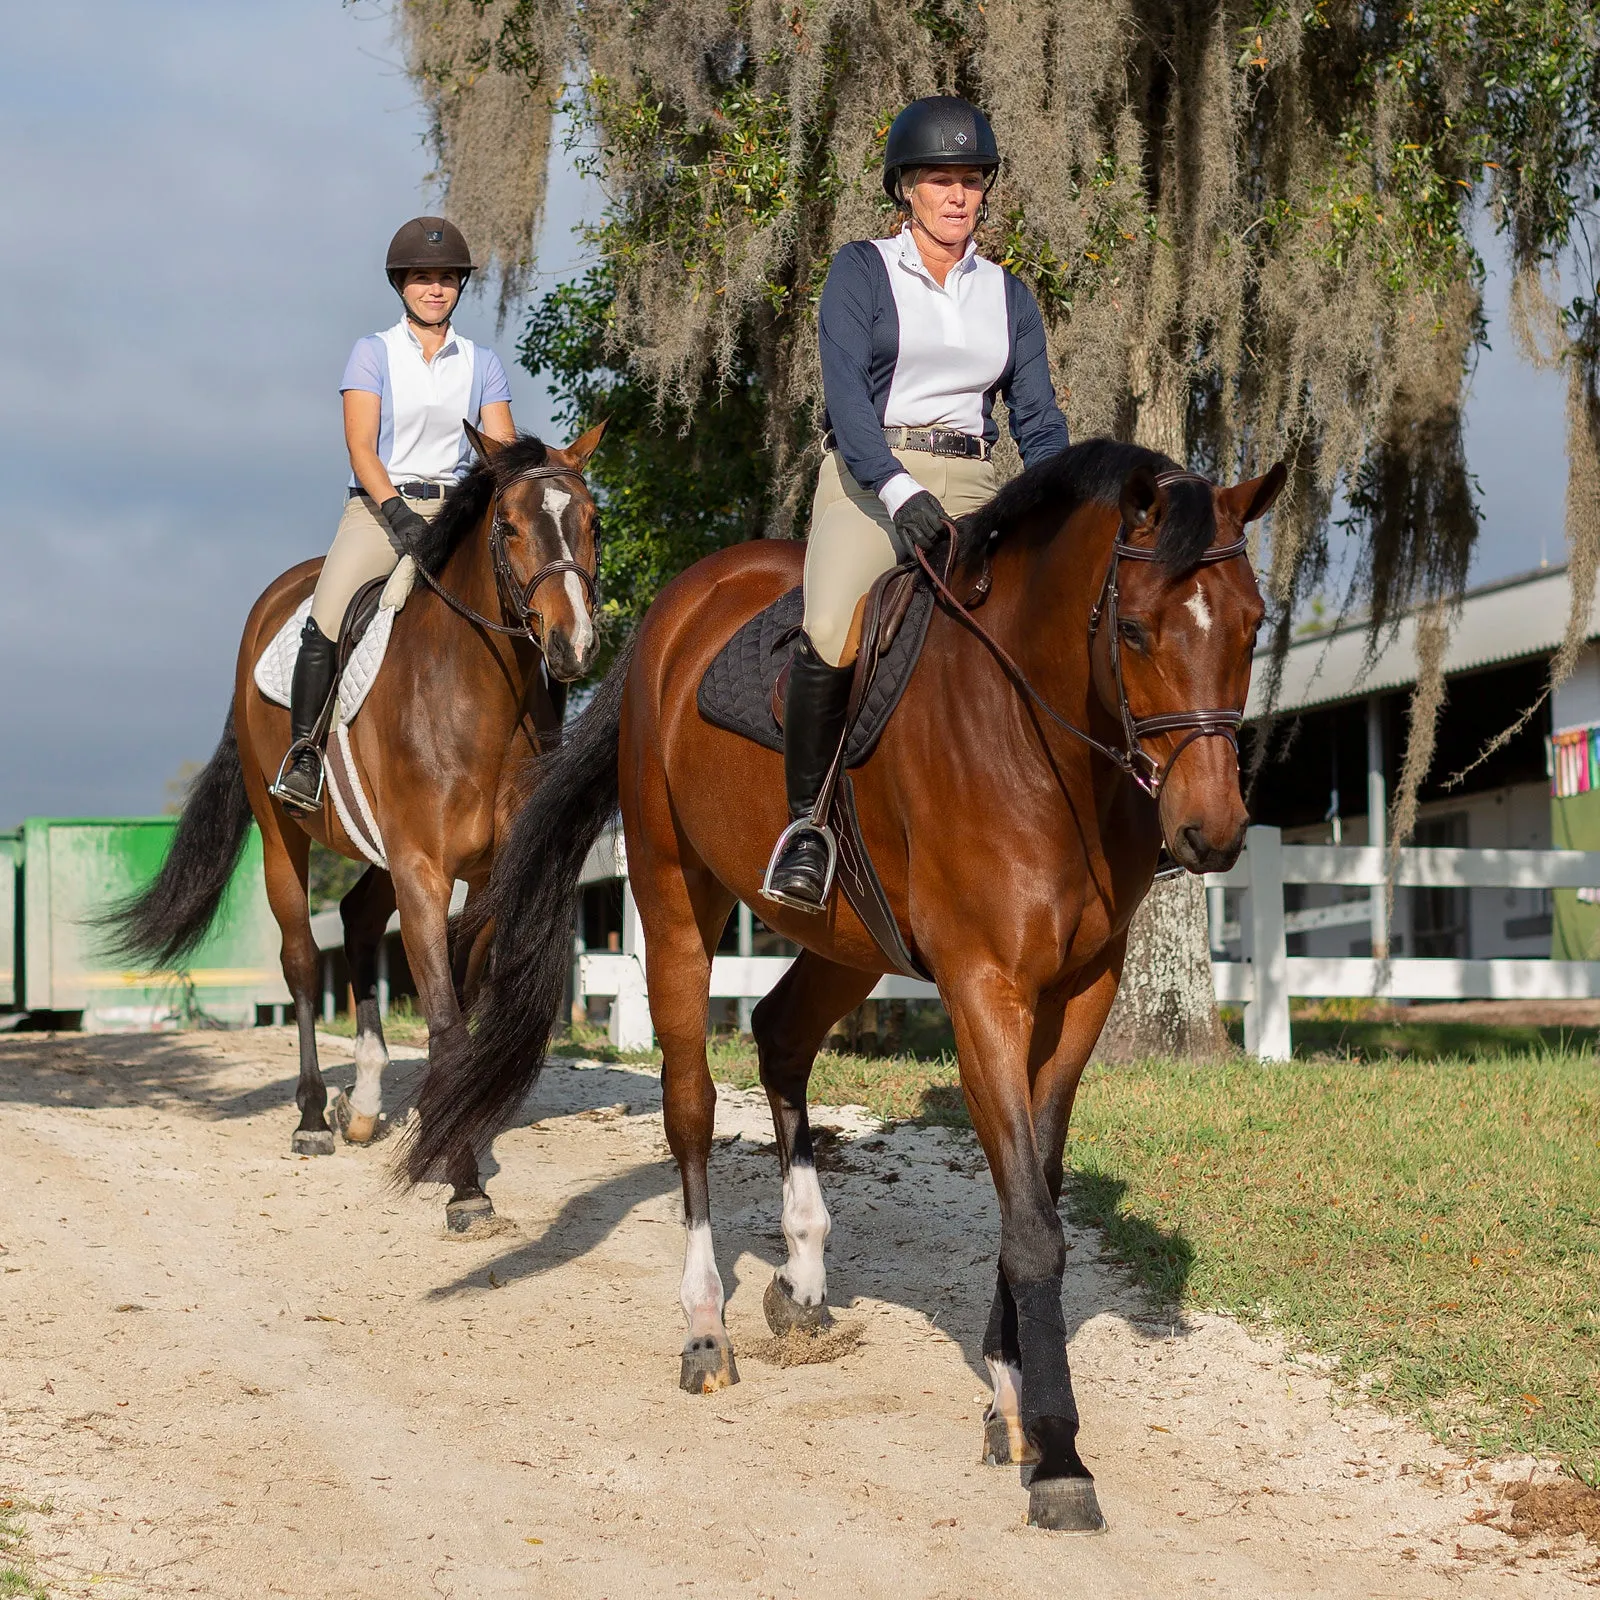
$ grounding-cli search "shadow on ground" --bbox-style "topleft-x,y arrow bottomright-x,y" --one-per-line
421,1056 -> 1198,1385
0,1029 -> 1198,1392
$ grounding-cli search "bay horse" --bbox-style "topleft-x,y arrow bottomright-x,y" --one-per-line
108,424 -> 604,1228
406,438 -> 1281,1527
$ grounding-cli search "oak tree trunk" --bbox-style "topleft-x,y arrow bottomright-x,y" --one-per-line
1094,343 -> 1228,1062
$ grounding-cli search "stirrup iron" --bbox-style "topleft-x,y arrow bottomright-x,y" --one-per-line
761,816 -> 839,914
269,737 -> 326,813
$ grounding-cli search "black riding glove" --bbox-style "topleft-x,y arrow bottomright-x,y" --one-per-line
378,496 -> 429,557
888,490 -> 948,564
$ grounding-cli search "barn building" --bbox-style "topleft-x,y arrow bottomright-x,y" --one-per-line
1237,563 -> 1600,963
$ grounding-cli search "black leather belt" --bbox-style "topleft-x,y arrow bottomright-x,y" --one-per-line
823,427 -> 991,461
348,481 -> 454,501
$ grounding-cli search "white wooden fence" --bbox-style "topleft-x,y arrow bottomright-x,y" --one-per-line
572,824 -> 1600,1060
1208,826 -> 1600,1058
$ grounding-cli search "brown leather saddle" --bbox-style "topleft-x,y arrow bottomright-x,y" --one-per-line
696,551 -> 991,981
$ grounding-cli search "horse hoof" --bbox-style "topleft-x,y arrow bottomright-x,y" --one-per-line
445,1193 -> 495,1234
679,1335 -> 739,1395
981,1412 -> 1038,1467
344,1111 -> 379,1145
763,1273 -> 832,1336
291,1129 -> 336,1157
1027,1476 -> 1106,1534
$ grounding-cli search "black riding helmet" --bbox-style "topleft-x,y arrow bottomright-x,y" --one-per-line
385,217 -> 475,323
882,96 -> 1000,203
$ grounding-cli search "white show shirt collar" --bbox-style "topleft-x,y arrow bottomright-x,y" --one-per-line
397,317 -> 461,362
893,225 -> 978,291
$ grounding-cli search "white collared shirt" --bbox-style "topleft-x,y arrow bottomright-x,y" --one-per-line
340,318 -> 512,485
868,227 -> 1009,513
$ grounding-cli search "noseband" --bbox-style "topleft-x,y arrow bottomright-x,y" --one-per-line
915,469 -> 1251,800
411,461 -> 598,645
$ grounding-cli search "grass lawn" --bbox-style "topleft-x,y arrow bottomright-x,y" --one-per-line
0,1497 -> 48,1599
319,1008 -> 1598,1479
1064,1052 -> 1600,1483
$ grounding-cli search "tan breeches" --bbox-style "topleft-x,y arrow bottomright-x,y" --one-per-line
309,492 -> 442,636
802,449 -> 999,666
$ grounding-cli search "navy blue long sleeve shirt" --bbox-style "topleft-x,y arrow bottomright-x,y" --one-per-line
818,231 -> 1071,511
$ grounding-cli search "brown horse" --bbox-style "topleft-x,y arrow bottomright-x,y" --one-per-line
405,438 -> 1281,1526
108,424 -> 604,1227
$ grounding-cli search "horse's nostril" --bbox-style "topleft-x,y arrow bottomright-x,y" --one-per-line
545,632 -> 584,682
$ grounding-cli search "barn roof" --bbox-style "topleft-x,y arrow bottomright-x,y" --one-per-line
1246,565 -> 1593,719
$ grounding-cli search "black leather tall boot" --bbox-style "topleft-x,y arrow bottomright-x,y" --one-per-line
763,636 -> 854,911
270,616 -> 338,813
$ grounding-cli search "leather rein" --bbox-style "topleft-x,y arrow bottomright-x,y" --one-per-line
409,462 -> 598,644
914,470 -> 1250,800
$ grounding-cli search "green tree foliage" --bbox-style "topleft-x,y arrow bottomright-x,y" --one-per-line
519,266 -> 771,634
404,1 -> 1600,683
399,0 -> 1599,1044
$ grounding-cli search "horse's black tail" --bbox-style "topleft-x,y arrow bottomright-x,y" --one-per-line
98,707 -> 254,968
402,640 -> 633,1186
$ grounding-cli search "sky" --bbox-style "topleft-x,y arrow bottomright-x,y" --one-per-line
0,1 -> 1574,821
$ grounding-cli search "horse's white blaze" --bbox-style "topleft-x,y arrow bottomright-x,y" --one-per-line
779,1162 -> 832,1306
562,567 -> 594,657
679,1220 -> 725,1335
541,485 -> 594,658
1184,584 -> 1213,634
351,1030 -> 388,1117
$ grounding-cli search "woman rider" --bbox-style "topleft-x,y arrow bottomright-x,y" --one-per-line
272,217 -> 516,811
764,97 -> 1072,910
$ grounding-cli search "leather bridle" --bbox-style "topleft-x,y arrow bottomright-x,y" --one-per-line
915,469 -> 1252,800
410,461 -> 598,646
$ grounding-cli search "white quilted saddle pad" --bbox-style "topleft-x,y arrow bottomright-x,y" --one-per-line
252,558 -> 413,725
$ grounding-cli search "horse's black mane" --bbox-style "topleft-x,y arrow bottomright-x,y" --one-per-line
955,437 -> 1216,573
407,433 -> 550,574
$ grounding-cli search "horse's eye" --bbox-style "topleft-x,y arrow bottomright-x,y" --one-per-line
1117,618 -> 1148,652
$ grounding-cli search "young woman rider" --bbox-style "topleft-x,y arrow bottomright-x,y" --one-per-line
272,217 -> 517,811
763,97 -> 1072,910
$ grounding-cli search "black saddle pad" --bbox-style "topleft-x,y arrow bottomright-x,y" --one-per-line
696,580 -> 935,766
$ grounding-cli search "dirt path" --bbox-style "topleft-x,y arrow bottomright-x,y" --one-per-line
1,1028 -> 1591,1598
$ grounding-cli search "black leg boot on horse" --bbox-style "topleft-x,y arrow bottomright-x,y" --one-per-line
270,617 -> 338,813
763,636 -> 853,912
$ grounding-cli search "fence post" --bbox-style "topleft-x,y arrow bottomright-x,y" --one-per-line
736,902 -> 755,1035
321,953 -> 335,1023
609,879 -> 654,1050
376,937 -> 390,1021
1242,826 -> 1291,1060
1366,694 -> 1390,959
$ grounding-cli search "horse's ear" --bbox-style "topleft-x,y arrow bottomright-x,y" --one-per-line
462,419 -> 504,463
1221,461 -> 1287,525
1119,465 -> 1160,536
565,418 -> 609,467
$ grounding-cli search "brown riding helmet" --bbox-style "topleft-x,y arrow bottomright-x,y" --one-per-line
385,216 -> 475,293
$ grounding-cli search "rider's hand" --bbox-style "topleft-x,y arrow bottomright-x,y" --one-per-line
379,496 -> 429,556
889,490 -> 949,563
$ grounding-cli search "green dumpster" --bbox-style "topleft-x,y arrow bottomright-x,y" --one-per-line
0,831 -> 19,1009
17,817 -> 289,1029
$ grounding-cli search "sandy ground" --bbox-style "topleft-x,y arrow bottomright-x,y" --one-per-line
1,1027 -> 1594,1599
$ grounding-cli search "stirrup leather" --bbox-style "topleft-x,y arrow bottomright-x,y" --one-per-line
269,737 -> 326,812
761,816 -> 839,913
